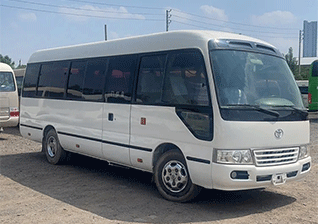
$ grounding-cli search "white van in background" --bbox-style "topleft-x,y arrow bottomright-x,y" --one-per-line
0,62 -> 19,130
296,80 -> 309,108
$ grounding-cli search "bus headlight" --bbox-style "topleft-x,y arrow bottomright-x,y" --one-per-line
299,145 -> 310,160
215,149 -> 253,165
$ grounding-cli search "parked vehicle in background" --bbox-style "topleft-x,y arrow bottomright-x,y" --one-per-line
296,80 -> 309,108
20,30 -> 311,202
308,60 -> 318,111
14,68 -> 26,96
0,62 -> 19,130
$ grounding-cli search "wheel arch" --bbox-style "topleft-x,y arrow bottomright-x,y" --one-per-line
152,143 -> 185,172
41,125 -> 56,152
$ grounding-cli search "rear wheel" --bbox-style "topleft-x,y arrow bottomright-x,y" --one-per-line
154,149 -> 201,202
44,129 -> 67,165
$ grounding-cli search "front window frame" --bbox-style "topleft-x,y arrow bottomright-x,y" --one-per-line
209,47 -> 307,121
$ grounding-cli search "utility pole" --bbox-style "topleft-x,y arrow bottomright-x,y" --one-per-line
166,9 -> 171,31
298,30 -> 302,76
105,24 -> 107,41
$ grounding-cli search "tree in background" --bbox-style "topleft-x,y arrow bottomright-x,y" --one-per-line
284,47 -> 309,80
0,54 -> 26,69
284,47 -> 298,75
16,59 -> 27,69
0,54 -> 15,68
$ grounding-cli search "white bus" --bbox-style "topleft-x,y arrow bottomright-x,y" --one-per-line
0,62 -> 19,129
20,30 -> 311,202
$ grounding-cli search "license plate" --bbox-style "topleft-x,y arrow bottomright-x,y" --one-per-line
272,173 -> 287,185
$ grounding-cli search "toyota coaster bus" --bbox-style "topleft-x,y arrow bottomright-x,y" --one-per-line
0,62 -> 19,130
20,30 -> 311,202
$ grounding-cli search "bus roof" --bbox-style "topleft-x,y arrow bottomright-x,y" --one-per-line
13,68 -> 26,77
0,62 -> 14,72
28,30 -> 277,63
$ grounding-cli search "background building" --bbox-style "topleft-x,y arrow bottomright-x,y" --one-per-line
303,20 -> 317,57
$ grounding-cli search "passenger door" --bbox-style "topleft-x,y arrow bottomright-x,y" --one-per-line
102,55 -> 137,165
130,51 -> 213,171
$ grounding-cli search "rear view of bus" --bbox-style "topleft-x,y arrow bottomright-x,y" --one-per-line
0,62 -> 19,129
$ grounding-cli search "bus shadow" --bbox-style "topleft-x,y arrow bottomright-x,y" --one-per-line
1,126 -> 21,137
0,152 -> 296,223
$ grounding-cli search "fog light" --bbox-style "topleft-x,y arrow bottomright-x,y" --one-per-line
231,171 -> 237,179
302,162 -> 310,172
230,171 -> 249,179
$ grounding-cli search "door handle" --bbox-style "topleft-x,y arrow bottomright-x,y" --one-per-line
108,113 -> 114,121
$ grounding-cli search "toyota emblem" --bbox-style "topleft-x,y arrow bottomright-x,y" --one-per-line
274,129 -> 284,139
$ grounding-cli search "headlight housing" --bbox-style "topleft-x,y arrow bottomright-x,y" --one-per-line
215,149 -> 253,165
299,145 -> 310,160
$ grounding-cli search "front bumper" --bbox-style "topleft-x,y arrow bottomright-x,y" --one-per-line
211,156 -> 311,190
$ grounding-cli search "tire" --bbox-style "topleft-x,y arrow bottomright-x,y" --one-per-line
154,149 -> 201,202
43,129 -> 67,165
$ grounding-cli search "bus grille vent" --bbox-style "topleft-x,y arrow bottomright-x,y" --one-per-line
253,147 -> 299,166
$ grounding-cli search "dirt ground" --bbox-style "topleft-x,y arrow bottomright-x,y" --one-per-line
0,116 -> 317,224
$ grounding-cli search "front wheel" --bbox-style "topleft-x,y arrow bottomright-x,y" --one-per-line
44,129 -> 67,165
154,150 -> 201,202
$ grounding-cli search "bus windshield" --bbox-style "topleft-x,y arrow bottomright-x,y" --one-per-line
0,72 -> 16,92
210,50 -> 305,121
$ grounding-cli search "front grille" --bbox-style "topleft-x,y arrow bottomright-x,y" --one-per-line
253,147 -> 299,166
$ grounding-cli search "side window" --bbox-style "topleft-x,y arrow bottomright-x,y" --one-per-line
136,55 -> 166,104
312,61 -> 318,77
37,63 -> 53,97
23,64 -> 40,97
83,58 -> 107,101
67,61 -> 87,99
163,50 -> 212,141
162,51 -> 209,106
49,61 -> 69,98
105,55 -> 137,103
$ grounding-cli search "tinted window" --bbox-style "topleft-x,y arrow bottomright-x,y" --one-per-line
105,55 -> 137,103
83,58 -> 107,101
67,61 -> 87,99
136,55 -> 166,104
23,64 -> 40,97
162,51 -> 209,106
299,86 -> 308,94
0,72 -> 15,92
312,61 -> 318,77
16,76 -> 24,96
37,63 -> 53,97
48,61 -> 69,98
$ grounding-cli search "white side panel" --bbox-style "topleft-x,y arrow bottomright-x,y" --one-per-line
130,105 -> 213,187
102,104 -> 131,165
20,98 -> 104,158
19,97 -> 44,142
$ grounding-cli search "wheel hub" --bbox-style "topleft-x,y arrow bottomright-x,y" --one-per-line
162,160 -> 188,193
47,136 -> 57,158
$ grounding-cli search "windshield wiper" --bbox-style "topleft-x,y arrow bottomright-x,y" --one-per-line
271,105 -> 308,118
224,104 -> 280,117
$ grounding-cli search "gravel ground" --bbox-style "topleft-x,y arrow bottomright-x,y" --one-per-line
0,114 -> 317,224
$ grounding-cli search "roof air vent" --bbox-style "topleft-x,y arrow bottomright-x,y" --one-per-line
256,44 -> 276,53
228,41 -> 253,49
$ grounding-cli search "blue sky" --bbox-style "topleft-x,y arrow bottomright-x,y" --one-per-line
1,0 -> 317,66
